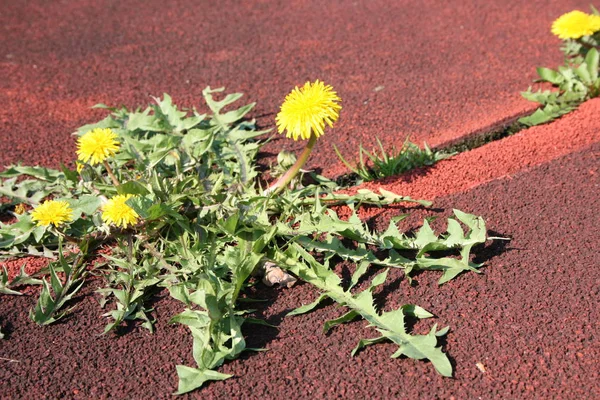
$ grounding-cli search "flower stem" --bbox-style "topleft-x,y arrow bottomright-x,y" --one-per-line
265,133 -> 318,195
103,160 -> 120,187
53,228 -> 80,245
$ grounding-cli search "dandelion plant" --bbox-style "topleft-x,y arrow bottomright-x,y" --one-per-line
521,6 -> 600,125
0,83 -> 496,395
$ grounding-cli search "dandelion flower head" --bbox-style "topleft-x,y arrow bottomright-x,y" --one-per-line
276,80 -> 342,141
102,194 -> 139,229
30,200 -> 74,227
77,128 -> 120,165
551,10 -> 600,39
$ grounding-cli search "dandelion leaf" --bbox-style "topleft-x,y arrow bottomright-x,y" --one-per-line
174,366 -> 232,395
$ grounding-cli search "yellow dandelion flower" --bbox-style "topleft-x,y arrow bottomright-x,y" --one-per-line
30,200 -> 74,227
276,80 -> 342,141
551,10 -> 600,39
102,194 -> 139,229
76,128 -> 120,165
14,203 -> 27,215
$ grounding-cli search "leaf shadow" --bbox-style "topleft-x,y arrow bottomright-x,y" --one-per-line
235,282 -> 305,354
112,286 -> 166,336
37,277 -> 98,327
434,332 -> 458,375
0,315 -> 14,339
380,165 -> 437,184
472,229 -> 513,264
372,272 -> 404,314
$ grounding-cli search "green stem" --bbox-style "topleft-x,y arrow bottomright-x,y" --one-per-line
103,160 -> 120,187
60,232 -> 80,245
265,133 -> 318,195
51,226 -> 80,245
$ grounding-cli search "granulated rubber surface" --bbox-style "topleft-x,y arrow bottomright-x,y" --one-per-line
354,96 -> 600,201
1,141 -> 598,399
1,0 -> 594,177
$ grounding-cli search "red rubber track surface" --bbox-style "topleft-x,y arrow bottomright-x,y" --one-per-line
0,0 -> 594,177
1,135 -> 598,399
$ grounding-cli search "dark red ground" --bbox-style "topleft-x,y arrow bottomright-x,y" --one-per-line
1,0 -> 594,176
2,0 -> 600,399
2,138 -> 598,399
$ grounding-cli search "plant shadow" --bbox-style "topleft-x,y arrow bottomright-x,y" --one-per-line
472,229 -> 514,264
112,286 -> 168,336
235,281 -> 327,357
0,316 -> 14,339
33,277 -> 99,327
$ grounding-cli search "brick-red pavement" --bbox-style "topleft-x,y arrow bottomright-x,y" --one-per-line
1,1 -> 599,398
1,0 -> 593,176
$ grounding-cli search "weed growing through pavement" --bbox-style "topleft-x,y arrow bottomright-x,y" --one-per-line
521,6 -> 600,126
334,137 -> 454,183
0,82 -> 494,394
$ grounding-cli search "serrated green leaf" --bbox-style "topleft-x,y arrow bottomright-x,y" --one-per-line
413,219 -> 438,248
126,108 -> 161,131
125,196 -> 155,219
1,266 -> 24,295
323,310 -> 359,333
452,209 -> 487,245
77,115 -> 120,134
435,325 -> 450,337
351,289 -> 378,316
350,260 -> 371,290
390,324 -> 452,376
174,366 -> 232,395
286,293 -> 329,316
0,165 -> 63,181
202,87 -> 243,114
370,268 -> 389,290
401,304 -> 434,319
351,336 -> 387,356
586,48 -> 599,82
536,67 -> 563,84
218,103 -> 255,125
575,63 -> 592,85
519,106 -> 569,126
117,181 -> 150,196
